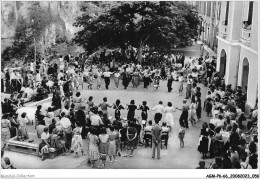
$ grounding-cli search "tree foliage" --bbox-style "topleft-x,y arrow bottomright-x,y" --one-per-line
73,1 -> 200,61
1,2 -> 54,67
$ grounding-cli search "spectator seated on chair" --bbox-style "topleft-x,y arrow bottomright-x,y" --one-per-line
144,120 -> 153,132
216,115 -> 225,127
162,122 -> 170,132
37,120 -> 46,138
35,84 -> 48,101
61,105 -> 70,117
49,128 -> 66,154
44,107 -> 54,127
161,130 -> 169,149
112,115 -> 123,130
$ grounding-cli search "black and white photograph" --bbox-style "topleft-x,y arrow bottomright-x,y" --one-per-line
0,0 -> 259,178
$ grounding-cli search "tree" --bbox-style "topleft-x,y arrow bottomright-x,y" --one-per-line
73,1 -> 200,62
1,2 -> 54,67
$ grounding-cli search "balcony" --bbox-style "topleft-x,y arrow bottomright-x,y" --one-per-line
241,29 -> 251,43
220,31 -> 227,39
220,21 -> 228,39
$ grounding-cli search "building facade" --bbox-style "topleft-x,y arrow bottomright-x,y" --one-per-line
216,1 -> 258,114
195,1 -> 222,53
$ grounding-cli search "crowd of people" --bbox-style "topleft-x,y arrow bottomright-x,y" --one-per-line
1,44 -> 258,169
195,66 -> 258,169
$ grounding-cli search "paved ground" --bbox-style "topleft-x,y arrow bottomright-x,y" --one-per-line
3,43 -> 216,169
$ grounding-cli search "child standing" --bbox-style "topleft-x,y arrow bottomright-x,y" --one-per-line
178,126 -> 185,149
178,72 -> 184,95
108,126 -> 117,163
71,121 -> 84,157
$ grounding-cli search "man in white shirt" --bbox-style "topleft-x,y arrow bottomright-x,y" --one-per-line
90,110 -> 103,127
60,112 -> 72,150
103,69 -> 113,89
152,101 -> 164,114
152,101 -> 164,122
60,112 -> 71,129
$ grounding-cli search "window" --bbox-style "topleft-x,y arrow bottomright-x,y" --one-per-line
248,1 -> 253,25
242,1 -> 254,30
217,2 -> 221,20
212,2 -> 216,19
203,2 -> 206,15
207,1 -> 211,17
224,1 -> 229,25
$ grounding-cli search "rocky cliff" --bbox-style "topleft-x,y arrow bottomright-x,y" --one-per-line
1,1 -> 83,52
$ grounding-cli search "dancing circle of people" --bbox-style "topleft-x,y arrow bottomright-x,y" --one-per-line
2,51 -> 257,169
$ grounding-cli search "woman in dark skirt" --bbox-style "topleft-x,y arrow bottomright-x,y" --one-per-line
177,100 -> 189,128
127,100 -> 137,121
195,95 -> 202,120
167,71 -> 173,92
52,87 -> 62,109
123,121 -> 137,157
122,69 -> 129,89
9,113 -> 18,138
138,101 -> 150,128
198,122 -> 210,159
5,70 -> 10,93
143,68 -> 151,89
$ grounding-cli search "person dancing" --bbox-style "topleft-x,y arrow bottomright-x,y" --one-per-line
114,70 -> 121,89
96,69 -> 103,90
143,67 -> 151,90
167,70 -> 173,92
163,102 -> 176,132
132,69 -> 140,90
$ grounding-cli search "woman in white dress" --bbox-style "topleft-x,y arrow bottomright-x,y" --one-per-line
96,69 -> 103,89
164,102 -> 176,131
